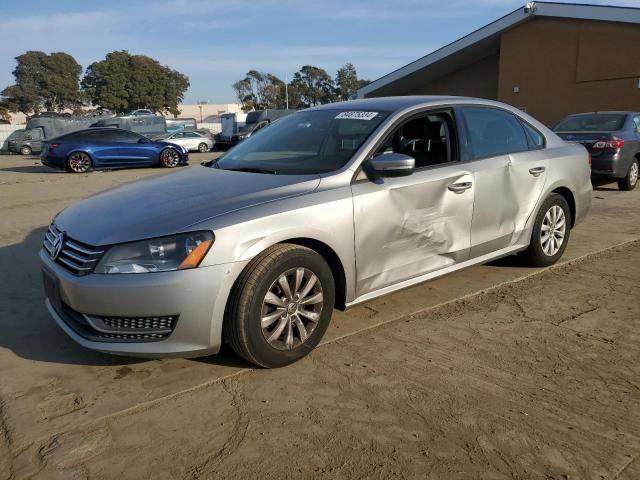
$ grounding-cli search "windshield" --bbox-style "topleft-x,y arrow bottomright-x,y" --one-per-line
554,114 -> 626,132
215,109 -> 389,174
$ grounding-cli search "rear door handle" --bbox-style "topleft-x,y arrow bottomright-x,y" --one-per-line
448,181 -> 473,194
529,166 -> 546,176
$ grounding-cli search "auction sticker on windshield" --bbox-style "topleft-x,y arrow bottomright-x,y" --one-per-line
335,111 -> 379,120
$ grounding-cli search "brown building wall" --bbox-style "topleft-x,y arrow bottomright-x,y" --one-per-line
407,53 -> 500,99
498,17 -> 640,125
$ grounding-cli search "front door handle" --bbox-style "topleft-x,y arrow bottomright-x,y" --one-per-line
448,181 -> 472,194
529,166 -> 546,176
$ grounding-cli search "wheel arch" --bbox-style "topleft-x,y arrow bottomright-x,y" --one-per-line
551,186 -> 576,228
282,238 -> 347,310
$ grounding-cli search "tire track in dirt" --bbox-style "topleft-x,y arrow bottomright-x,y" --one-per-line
0,396 -> 16,480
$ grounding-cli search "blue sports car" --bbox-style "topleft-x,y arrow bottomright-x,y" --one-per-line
40,128 -> 189,173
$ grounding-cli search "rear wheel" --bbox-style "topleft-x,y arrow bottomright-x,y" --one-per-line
66,152 -> 92,173
224,244 -> 335,368
618,158 -> 639,191
20,146 -> 32,155
198,142 -> 208,153
159,148 -> 180,168
521,193 -> 571,267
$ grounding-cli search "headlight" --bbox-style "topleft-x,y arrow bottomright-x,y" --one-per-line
95,231 -> 214,274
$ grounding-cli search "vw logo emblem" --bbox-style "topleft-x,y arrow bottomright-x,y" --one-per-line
50,231 -> 65,260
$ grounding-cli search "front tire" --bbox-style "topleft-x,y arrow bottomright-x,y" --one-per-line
20,146 -> 32,155
618,158 -> 639,191
198,142 -> 208,153
521,193 -> 571,267
66,152 -> 92,173
224,244 -> 335,368
159,148 -> 180,168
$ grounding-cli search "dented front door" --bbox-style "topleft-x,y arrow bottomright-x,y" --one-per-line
351,164 -> 475,297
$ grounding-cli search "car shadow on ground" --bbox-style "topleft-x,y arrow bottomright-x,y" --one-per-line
0,226 -> 254,369
0,165 -> 63,174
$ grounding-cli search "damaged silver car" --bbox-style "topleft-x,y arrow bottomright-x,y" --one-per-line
41,96 -> 592,367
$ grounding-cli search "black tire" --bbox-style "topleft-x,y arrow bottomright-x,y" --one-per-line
159,148 -> 180,168
520,193 -> 571,267
66,151 -> 92,173
20,146 -> 32,155
224,244 -> 335,368
197,142 -> 208,153
617,158 -> 639,191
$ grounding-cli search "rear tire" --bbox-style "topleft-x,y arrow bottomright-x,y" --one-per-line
159,148 -> 180,168
618,158 -> 639,191
66,152 -> 92,173
20,146 -> 32,155
224,244 -> 335,368
521,193 -> 571,267
198,142 -> 208,153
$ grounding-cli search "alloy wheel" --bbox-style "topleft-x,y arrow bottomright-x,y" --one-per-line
198,143 -> 208,153
630,161 -> 639,187
160,149 -> 180,167
540,205 -> 566,256
67,152 -> 91,173
260,267 -> 324,351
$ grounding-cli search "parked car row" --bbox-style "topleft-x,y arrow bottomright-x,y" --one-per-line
41,96 -> 593,368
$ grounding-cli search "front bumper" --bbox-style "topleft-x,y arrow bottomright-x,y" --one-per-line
40,248 -> 248,357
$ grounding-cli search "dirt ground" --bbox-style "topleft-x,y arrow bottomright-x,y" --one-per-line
1,153 -> 640,479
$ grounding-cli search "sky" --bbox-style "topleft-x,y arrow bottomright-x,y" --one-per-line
0,0 -> 638,104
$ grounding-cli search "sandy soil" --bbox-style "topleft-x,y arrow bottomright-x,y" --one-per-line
1,154 -> 640,479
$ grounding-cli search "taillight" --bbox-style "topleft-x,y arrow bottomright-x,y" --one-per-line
48,143 -> 60,150
592,138 -> 624,149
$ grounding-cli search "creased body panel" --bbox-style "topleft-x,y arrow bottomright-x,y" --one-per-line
352,164 -> 474,297
469,150 -> 549,258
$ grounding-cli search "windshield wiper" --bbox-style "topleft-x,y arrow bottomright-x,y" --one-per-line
222,167 -> 278,175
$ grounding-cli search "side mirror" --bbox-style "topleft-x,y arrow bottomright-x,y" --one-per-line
366,152 -> 415,178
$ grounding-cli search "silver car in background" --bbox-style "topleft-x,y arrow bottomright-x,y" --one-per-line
41,96 -> 592,368
156,131 -> 214,152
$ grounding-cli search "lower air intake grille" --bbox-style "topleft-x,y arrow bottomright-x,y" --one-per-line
58,303 -> 178,343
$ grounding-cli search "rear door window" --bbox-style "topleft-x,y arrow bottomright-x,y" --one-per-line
461,107 -> 529,159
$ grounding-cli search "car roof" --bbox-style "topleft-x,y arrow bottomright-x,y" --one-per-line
564,111 -> 638,117
307,95 -> 465,113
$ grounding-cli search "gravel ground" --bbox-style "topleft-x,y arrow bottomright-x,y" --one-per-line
1,153 -> 639,479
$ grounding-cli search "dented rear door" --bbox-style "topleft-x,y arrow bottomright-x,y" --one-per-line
351,165 -> 474,297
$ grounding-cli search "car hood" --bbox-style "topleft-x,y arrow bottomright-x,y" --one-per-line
54,166 -> 321,245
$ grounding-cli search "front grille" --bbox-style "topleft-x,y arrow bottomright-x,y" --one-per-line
58,302 -> 178,343
43,224 -> 104,276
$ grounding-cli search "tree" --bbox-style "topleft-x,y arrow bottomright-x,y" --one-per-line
232,78 -> 255,112
232,71 -> 288,110
291,65 -> 336,107
82,51 -> 189,116
0,103 -> 10,122
0,51 -> 83,114
335,63 -> 369,101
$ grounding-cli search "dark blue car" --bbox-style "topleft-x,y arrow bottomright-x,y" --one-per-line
40,128 -> 189,173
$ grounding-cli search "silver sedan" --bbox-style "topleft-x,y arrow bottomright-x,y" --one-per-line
41,96 -> 592,367
160,131 -> 214,152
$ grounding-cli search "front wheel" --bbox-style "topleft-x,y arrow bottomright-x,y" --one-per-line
197,142 -> 208,153
618,158 -> 639,191
66,152 -> 92,173
20,146 -> 32,155
224,244 -> 335,368
159,148 -> 180,168
521,193 -> 571,267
